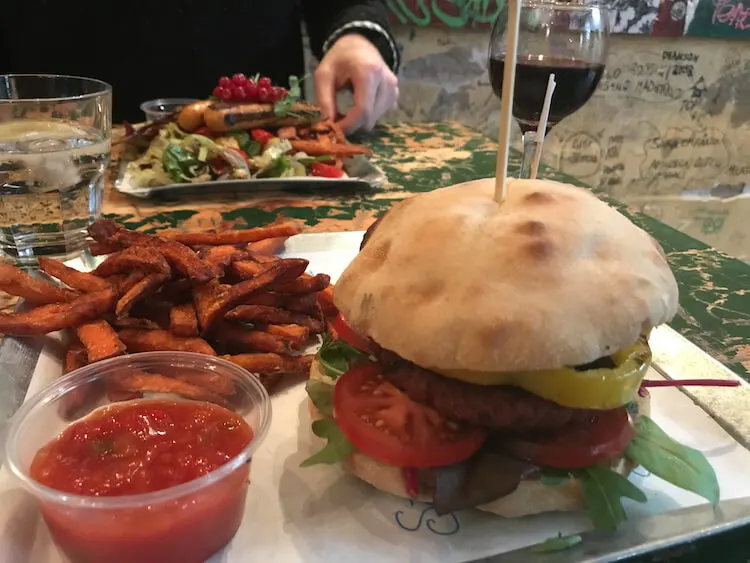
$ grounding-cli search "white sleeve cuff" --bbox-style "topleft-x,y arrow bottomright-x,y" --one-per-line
322,20 -> 400,73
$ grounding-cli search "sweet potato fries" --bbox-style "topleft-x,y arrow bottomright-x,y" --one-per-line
0,219 -> 336,409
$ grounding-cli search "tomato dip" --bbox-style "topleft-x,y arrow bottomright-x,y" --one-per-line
30,399 -> 253,563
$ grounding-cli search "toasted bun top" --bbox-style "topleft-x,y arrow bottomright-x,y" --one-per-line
334,178 -> 678,372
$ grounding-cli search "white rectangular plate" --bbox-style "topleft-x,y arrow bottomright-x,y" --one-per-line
115,155 -> 387,199
1,232 -> 749,563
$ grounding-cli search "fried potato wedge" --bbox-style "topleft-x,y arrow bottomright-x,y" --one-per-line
169,303 -> 199,337
273,273 -> 331,294
222,353 -> 314,392
89,219 -> 214,284
213,321 -> 289,354
38,258 -> 111,293
193,259 -> 308,334
242,291 -> 320,316
0,263 -> 77,305
199,245 -> 251,277
289,139 -> 371,157
114,371 -> 227,406
76,320 -> 126,362
165,224 -> 300,247
0,289 -> 115,336
225,304 -> 325,333
264,324 -> 310,349
89,241 -> 122,256
118,328 -> 217,355
316,283 -> 337,317
229,260 -> 265,280
115,272 -> 169,318
246,236 -> 290,256
93,246 -> 170,278
110,316 -> 163,331
59,345 -> 104,419
173,371 -> 235,397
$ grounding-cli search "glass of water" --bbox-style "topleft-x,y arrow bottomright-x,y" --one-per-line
0,75 -> 112,265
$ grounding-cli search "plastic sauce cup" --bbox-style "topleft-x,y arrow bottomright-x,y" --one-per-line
3,351 -> 271,563
140,98 -> 198,121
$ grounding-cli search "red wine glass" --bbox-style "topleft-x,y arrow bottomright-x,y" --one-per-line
488,1 -> 610,178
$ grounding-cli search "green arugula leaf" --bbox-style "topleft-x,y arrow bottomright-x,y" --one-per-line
626,416 -> 719,505
318,333 -> 364,380
305,380 -> 334,417
227,131 -> 261,157
297,155 -> 335,166
300,419 -> 355,467
256,155 -> 291,178
161,145 -> 204,183
530,533 -> 583,553
244,139 -> 262,157
578,465 -> 647,531
274,74 -> 304,117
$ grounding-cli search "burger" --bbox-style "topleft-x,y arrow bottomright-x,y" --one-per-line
302,178 -> 719,530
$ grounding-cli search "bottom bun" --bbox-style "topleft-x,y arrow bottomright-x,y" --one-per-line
306,359 -> 651,519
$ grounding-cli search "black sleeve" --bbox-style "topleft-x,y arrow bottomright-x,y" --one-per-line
302,0 -> 400,72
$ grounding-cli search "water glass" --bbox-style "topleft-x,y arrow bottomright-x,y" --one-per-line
0,74 -> 112,265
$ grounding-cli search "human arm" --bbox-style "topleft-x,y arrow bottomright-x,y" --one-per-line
302,0 -> 400,133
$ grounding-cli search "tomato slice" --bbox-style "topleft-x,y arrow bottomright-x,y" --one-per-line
251,129 -> 275,146
333,362 -> 488,468
503,407 -> 635,469
194,126 -> 214,137
227,147 -> 250,165
310,162 -> 344,178
330,313 -> 375,355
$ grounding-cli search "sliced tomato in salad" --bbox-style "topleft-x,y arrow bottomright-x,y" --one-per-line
330,313 -> 376,355
310,162 -> 344,179
503,407 -> 635,469
193,126 -> 214,137
251,129 -> 275,147
333,362 -> 488,468
227,147 -> 249,165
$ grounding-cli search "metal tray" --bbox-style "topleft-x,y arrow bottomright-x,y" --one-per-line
114,154 -> 387,199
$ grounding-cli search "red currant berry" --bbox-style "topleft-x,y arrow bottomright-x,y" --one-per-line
272,87 -> 287,101
231,86 -> 246,101
258,77 -> 272,89
217,87 -> 232,102
218,76 -> 231,88
245,81 -> 259,101
232,73 -> 247,86
212,86 -> 223,98
257,87 -> 272,103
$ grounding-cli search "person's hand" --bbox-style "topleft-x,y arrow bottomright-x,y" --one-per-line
315,33 -> 399,135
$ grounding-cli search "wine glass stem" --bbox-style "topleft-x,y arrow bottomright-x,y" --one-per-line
519,130 -> 540,179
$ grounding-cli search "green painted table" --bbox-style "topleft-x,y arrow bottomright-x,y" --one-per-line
106,122 -> 750,563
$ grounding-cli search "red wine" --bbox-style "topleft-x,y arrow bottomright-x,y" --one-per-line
488,55 -> 604,132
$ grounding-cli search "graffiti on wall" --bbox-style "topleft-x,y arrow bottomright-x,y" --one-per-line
387,0 -> 750,38
386,0 -> 504,28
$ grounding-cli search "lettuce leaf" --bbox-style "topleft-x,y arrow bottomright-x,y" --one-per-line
531,533 -> 582,553
305,380 -> 334,417
578,464 -> 647,531
300,419 -> 355,467
625,415 -> 719,505
317,333 -> 364,380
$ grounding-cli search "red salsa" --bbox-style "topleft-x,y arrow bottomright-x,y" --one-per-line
30,399 -> 255,563
32,399 -> 253,496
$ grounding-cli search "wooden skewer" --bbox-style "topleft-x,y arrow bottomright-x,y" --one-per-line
494,0 -> 522,204
530,73 -> 557,180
